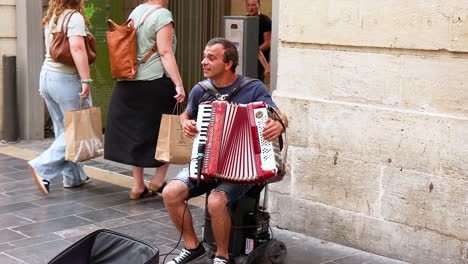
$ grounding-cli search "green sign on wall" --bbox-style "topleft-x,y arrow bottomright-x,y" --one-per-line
86,0 -> 125,128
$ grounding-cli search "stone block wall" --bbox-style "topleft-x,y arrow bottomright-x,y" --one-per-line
270,1 -> 468,263
0,0 -> 16,139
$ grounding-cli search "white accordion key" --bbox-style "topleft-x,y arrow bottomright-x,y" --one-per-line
189,104 -> 212,181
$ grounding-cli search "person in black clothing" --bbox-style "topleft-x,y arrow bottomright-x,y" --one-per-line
246,0 -> 271,82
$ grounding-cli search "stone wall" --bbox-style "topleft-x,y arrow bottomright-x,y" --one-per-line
0,0 -> 16,139
270,1 -> 468,263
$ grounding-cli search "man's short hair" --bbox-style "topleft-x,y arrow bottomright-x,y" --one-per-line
206,38 -> 239,73
246,0 -> 261,4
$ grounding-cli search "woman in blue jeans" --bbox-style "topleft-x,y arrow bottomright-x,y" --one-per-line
29,0 -> 93,195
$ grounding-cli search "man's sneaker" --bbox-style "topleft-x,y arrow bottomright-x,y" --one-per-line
28,164 -> 50,195
63,177 -> 91,188
213,256 -> 229,264
167,243 -> 206,264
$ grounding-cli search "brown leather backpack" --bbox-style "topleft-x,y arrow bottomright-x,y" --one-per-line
106,6 -> 161,79
50,11 -> 96,66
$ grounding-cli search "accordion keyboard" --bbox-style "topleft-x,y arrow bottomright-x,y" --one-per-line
189,104 -> 212,181
189,101 -> 285,184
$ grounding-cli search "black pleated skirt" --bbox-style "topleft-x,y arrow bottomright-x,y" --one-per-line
104,76 -> 177,167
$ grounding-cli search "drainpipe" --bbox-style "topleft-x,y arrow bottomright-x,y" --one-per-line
2,55 -> 18,142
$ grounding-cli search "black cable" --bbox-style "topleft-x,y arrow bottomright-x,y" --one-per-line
162,157 -> 200,263
162,198 -> 189,264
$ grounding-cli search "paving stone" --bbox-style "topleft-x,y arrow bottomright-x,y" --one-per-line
185,255 -> 211,264
54,224 -> 101,238
0,153 -> 13,160
332,252 -> 381,264
152,213 -> 204,229
365,256 -> 408,264
165,241 -> 187,252
0,253 -> 24,264
0,157 -> 25,166
75,191 -> 134,209
0,175 -> 14,184
64,233 -> 89,244
63,180 -> 116,193
29,189 -> 104,207
0,170 -> 34,181
112,196 -> 166,215
0,243 -> 16,252
151,205 -> 204,228
78,208 -> 129,222
95,217 -> 135,229
29,195 -> 85,207
120,170 -> 133,176
0,179 -> 49,193
145,220 -> 183,242
272,227 -> 323,248
285,239 -> 362,264
12,216 -> 93,237
10,164 -> 28,171
0,230 -> 28,244
2,179 -> 64,196
85,162 -> 128,173
0,213 -> 34,228
82,185 -> 128,195
126,210 -> 169,222
9,233 -> 62,248
0,194 -> 42,206
82,160 -> 101,167
0,166 -> 20,175
0,202 -> 39,214
111,220 -> 178,247
4,239 -> 71,264
14,202 -> 94,222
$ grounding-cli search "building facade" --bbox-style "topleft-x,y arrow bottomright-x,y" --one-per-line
0,1 -> 466,263
269,1 -> 467,263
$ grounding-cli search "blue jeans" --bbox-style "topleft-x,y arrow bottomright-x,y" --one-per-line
172,168 -> 253,207
28,69 -> 90,186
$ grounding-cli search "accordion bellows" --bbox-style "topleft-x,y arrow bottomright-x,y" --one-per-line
190,101 -> 286,184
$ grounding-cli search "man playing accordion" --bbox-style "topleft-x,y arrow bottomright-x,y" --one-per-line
162,38 -> 288,264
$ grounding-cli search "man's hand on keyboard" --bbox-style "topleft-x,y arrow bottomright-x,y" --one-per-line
182,119 -> 198,139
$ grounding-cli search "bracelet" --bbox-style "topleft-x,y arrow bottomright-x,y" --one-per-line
80,79 -> 93,84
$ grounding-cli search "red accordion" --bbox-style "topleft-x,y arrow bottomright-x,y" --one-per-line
189,101 -> 286,184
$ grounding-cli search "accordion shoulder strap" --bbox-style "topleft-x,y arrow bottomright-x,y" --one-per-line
198,77 -> 256,101
198,79 -> 220,99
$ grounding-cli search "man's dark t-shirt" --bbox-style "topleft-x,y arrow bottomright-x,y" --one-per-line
258,13 -> 272,62
186,75 -> 276,119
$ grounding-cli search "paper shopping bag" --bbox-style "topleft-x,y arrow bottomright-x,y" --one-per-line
155,114 -> 193,164
64,106 -> 104,162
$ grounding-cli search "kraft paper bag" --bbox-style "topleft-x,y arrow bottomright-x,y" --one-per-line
64,106 -> 104,162
155,114 -> 193,164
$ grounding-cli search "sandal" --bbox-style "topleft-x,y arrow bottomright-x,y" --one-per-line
148,181 -> 167,193
129,187 -> 156,200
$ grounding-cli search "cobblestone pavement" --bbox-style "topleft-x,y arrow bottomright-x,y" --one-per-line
0,140 -> 409,264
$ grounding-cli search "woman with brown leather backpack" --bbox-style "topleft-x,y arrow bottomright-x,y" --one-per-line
104,0 -> 185,200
